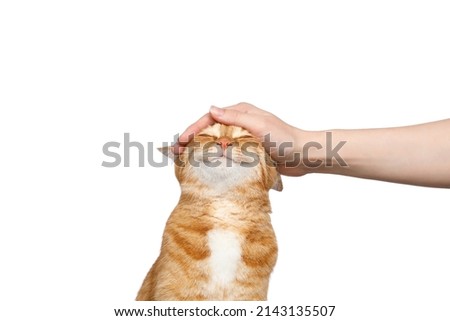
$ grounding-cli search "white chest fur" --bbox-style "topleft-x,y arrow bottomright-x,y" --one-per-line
207,229 -> 241,287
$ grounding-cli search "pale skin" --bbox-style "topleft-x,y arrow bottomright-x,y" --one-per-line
177,102 -> 450,188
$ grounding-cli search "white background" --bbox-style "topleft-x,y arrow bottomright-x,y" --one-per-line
1,1 -> 449,320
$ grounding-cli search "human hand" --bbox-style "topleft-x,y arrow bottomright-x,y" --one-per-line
177,102 -> 307,176
177,103 -> 450,187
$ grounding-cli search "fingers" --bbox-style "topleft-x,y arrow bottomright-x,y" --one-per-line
177,103 -> 262,145
178,113 -> 215,145
219,102 -> 270,115
175,103 -> 270,155
209,106 -> 265,135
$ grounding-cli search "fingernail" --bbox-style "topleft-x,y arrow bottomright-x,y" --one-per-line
210,106 -> 224,117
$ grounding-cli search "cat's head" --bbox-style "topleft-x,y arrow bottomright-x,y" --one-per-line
161,124 -> 282,193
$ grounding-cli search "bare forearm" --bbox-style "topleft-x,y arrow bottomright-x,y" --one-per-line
299,119 -> 450,187
180,103 -> 450,188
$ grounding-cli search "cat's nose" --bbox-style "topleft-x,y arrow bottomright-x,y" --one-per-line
216,137 -> 233,150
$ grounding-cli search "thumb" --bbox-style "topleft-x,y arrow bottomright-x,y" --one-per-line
209,106 -> 255,129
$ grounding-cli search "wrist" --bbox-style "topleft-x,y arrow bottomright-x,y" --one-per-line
295,129 -> 324,174
294,129 -> 350,174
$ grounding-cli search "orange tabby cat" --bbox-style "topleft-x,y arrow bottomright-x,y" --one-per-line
136,124 -> 282,301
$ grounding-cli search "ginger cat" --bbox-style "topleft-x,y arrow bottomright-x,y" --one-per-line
136,124 -> 282,301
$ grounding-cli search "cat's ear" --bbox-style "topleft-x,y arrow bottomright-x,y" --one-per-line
265,153 -> 283,191
271,172 -> 283,191
157,146 -> 175,160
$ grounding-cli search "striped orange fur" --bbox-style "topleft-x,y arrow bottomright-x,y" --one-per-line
136,124 -> 282,301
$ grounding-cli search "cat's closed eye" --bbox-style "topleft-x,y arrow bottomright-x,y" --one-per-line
197,134 -> 217,139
